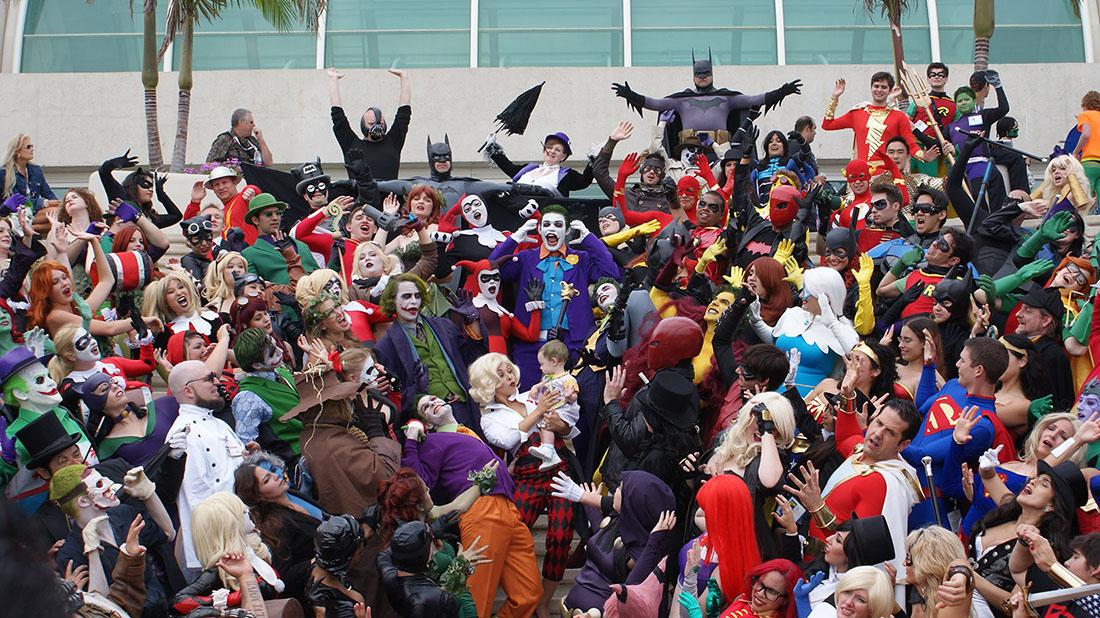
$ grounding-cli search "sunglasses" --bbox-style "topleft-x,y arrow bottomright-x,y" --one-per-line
932,236 -> 951,252
912,203 -> 945,215
185,219 -> 214,236
304,182 -> 328,195
870,198 -> 891,211
184,372 -> 219,387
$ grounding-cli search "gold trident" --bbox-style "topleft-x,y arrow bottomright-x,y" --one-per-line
899,62 -> 956,167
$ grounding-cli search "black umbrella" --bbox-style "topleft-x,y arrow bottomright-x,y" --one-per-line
477,82 -> 545,152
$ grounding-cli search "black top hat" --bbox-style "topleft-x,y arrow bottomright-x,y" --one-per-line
845,514 -> 895,567
1037,460 -> 1087,525
294,161 -> 330,196
638,371 -> 697,431
1019,287 -> 1065,323
15,412 -> 81,471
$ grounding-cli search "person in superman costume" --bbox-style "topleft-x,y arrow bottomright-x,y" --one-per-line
905,336 -> 1016,528
611,49 -> 802,155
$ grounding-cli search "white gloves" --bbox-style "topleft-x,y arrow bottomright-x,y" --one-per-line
518,199 -> 539,219
979,445 -> 1003,473
512,219 -> 538,244
524,301 -> 546,313
82,515 -> 109,555
167,429 -> 189,459
569,220 -> 590,241
123,466 -> 156,501
24,327 -> 49,358
784,349 -> 801,388
550,472 -> 583,503
369,274 -> 391,299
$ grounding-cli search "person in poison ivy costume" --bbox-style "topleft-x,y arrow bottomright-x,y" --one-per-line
231,327 -> 304,470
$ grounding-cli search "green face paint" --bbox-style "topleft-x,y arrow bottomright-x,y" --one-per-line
956,94 -> 976,115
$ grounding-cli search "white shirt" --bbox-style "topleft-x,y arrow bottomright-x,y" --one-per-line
480,393 -> 539,455
168,403 -> 245,568
516,164 -> 562,195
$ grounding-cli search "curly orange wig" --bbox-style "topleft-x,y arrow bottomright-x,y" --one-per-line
27,260 -> 72,332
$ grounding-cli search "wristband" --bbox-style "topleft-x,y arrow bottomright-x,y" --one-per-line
1050,436 -> 1077,460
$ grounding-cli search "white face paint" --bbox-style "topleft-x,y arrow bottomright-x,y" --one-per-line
460,196 -> 488,229
259,338 -> 284,370
15,363 -> 61,412
540,213 -> 567,252
595,282 -> 619,312
395,281 -> 422,323
417,395 -> 453,427
82,469 -> 121,510
73,328 -> 100,363
240,511 -> 257,536
477,269 -> 501,299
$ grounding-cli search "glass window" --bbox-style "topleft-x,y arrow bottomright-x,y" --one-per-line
936,0 -> 1084,64
478,0 -> 622,67
172,4 -> 315,71
326,0 -> 469,68
22,0 -> 164,72
631,0 -> 777,66
783,0 -> 932,65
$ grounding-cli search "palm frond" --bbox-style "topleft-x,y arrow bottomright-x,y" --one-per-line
861,0 -> 914,22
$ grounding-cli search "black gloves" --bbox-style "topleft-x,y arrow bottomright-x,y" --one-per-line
524,278 -> 545,302
611,81 -> 645,116
764,79 -> 803,111
107,148 -> 139,170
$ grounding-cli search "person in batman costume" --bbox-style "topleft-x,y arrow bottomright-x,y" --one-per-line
378,135 -> 515,208
611,49 -> 802,154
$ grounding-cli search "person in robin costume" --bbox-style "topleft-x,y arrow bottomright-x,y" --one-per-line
611,49 -> 802,155
488,205 -> 621,390
230,328 -> 304,469
241,193 -> 320,285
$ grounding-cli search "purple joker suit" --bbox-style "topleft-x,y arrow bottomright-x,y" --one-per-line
489,233 -> 620,390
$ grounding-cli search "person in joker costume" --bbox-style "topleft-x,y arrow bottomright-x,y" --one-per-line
373,273 -> 482,428
2,345 -> 98,512
451,258 -> 545,356
489,205 -> 620,390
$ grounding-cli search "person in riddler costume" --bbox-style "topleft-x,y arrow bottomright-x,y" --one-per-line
611,50 -> 802,155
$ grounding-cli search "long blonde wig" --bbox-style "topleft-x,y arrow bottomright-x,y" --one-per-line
3,134 -> 30,198
191,492 -> 272,590
47,324 -> 80,383
1022,412 -> 1082,465
1033,155 -> 1091,209
905,526 -> 969,616
202,251 -> 248,305
711,392 -> 796,472
142,271 -> 201,323
468,352 -> 520,405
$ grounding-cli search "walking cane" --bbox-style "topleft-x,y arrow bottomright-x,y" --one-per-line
922,456 -> 944,528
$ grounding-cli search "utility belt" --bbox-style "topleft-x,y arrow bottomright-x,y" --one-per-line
678,129 -> 730,145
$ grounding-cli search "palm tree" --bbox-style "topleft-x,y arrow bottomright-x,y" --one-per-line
140,0 -> 164,167
159,0 -> 326,171
862,0 -> 913,87
972,0 -> 994,71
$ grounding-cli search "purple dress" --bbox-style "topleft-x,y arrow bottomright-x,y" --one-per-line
563,471 -> 675,612
97,397 -> 180,466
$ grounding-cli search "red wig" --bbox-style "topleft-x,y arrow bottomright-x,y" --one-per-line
745,559 -> 804,618
377,467 -> 429,544
110,225 -> 141,254
748,257 -> 792,326
404,185 -> 445,224
696,475 -> 761,601
27,260 -> 72,332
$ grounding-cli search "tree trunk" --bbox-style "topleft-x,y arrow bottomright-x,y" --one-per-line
889,13 -> 907,103
171,17 -> 194,173
142,0 -> 163,167
973,0 -> 995,70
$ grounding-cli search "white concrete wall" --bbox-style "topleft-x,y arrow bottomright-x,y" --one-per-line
0,63 -> 1091,178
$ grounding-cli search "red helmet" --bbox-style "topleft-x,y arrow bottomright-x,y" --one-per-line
768,184 -> 801,229
647,317 -> 704,370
